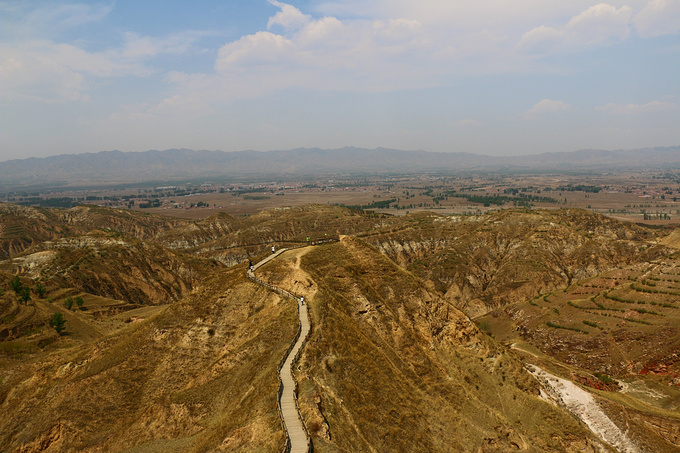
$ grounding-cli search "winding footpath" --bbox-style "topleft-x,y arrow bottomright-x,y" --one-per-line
249,245 -> 642,453
280,294 -> 311,453
247,248 -> 312,453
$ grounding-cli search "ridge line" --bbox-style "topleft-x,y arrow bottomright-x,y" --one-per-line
246,242 -> 333,452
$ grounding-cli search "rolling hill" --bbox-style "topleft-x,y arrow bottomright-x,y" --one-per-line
1,202 -> 680,451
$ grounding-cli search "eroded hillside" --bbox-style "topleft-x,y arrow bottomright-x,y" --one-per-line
2,202 -> 679,452
0,203 -> 190,259
256,237 -> 612,451
0,266 -> 297,452
365,209 -> 663,317
181,204 -> 398,266
2,232 -> 216,305
1,202 -> 395,264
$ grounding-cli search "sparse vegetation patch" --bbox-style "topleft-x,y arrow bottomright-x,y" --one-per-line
546,321 -> 589,334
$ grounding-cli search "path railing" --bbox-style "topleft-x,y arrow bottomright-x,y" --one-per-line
213,236 -> 337,252
246,269 -> 299,452
291,322 -> 313,449
246,241 -> 335,453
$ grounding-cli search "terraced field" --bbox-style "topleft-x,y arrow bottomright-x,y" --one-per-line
479,255 -> 680,409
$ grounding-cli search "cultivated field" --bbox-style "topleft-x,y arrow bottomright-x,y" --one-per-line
5,170 -> 680,225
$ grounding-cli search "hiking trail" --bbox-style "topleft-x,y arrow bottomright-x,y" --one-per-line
247,247 -> 312,453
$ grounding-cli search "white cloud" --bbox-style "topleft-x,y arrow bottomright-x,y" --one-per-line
212,4 -> 435,96
296,16 -> 346,47
267,0 -> 311,30
155,2 -> 640,117
1,1 -> 211,103
202,0 -> 669,109
6,1 -> 666,107
597,100 -> 678,114
0,2 -> 113,39
0,38 -> 158,102
525,99 -> 570,116
566,3 -> 632,43
31,0 -> 672,137
219,31 -> 294,67
373,18 -> 422,43
120,31 -> 210,59
515,26 -> 565,55
0,43 -> 89,102
317,1 -> 574,28
633,0 -> 680,37
0,0 -> 223,104
517,3 -> 633,54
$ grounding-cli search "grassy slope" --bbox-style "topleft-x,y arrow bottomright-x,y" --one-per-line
0,266 -> 297,452
293,237 -> 604,452
477,255 -> 680,451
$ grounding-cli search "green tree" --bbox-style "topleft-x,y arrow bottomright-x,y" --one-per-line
75,296 -> 84,309
19,286 -> 31,304
63,296 -> 74,310
34,282 -> 46,298
50,312 -> 67,334
10,276 -> 23,293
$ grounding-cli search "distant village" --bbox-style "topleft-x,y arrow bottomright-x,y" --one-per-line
3,171 -> 679,224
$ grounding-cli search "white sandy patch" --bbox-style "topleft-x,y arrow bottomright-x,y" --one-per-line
618,379 -> 666,401
526,364 -> 640,453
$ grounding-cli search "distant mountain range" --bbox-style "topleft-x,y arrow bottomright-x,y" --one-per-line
1,146 -> 678,191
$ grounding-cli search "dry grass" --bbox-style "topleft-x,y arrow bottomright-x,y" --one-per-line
290,238 -> 600,452
0,266 -> 298,452
478,253 -> 680,450
2,200 -> 679,451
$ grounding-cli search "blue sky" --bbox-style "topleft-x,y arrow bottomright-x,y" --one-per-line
1,0 -> 678,161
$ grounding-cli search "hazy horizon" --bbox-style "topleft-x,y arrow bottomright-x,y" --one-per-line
1,1 -> 679,161
3,144 -> 680,166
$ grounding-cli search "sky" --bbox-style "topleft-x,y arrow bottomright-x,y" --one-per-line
1,0 -> 679,162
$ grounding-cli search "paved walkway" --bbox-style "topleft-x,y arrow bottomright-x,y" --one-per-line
280,297 -> 310,453
251,247 -> 288,271
248,247 -> 311,453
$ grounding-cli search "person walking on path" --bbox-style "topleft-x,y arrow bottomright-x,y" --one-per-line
272,245 -> 275,254
300,296 -> 304,305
